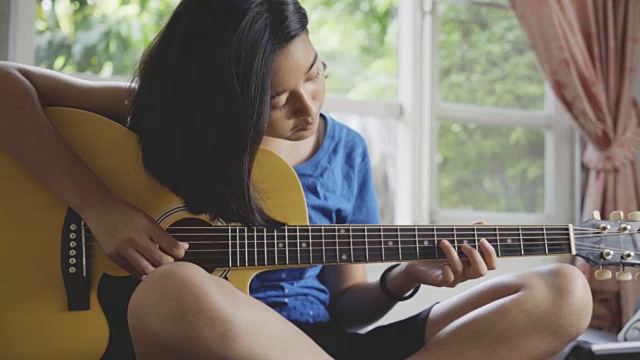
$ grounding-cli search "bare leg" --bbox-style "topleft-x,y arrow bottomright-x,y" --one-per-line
408,264 -> 592,360
128,262 -> 331,360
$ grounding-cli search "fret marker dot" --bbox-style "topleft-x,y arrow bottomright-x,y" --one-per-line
302,242 -> 307,248
507,239 -> 513,244
463,240 -> 469,245
340,229 -> 346,234
341,254 -> 347,260
423,240 -> 429,245
387,241 -> 394,246
278,242 -> 284,248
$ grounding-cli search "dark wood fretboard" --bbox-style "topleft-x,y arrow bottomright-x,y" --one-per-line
176,225 -> 574,269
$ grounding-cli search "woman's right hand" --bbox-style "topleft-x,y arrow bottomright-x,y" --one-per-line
82,195 -> 189,280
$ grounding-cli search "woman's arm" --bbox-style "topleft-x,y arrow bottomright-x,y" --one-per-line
321,264 -> 417,330
0,62 -> 186,278
0,62 -> 128,215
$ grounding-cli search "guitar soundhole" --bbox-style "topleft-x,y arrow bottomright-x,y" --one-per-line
168,218 -> 226,273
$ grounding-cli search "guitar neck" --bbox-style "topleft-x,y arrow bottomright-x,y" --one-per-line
180,224 -> 575,269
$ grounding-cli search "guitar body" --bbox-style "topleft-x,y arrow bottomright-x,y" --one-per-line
0,108 -> 309,359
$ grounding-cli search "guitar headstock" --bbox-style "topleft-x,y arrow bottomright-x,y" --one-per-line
575,210 -> 640,281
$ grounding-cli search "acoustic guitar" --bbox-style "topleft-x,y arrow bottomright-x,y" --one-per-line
1,107 -> 639,359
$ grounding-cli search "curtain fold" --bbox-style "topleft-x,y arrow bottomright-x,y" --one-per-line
509,0 -> 640,332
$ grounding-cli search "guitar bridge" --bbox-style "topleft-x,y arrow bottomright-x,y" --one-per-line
61,208 -> 91,311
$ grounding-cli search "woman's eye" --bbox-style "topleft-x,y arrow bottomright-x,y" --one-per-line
272,102 -> 287,111
311,61 -> 327,81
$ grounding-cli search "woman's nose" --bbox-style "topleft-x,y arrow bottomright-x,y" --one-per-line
293,91 -> 316,119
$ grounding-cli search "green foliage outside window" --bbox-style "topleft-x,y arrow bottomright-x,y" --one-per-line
436,2 -> 546,213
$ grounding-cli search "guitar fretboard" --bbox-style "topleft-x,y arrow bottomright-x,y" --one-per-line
178,225 -> 574,269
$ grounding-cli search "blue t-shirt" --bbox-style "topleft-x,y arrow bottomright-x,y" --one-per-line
249,114 -> 380,323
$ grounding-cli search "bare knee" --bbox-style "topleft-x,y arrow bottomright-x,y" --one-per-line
128,263 -> 238,357
521,264 -> 592,345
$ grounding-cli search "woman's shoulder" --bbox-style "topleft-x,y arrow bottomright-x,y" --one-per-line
322,113 -> 369,152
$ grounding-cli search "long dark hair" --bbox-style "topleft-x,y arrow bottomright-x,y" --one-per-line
128,0 -> 309,227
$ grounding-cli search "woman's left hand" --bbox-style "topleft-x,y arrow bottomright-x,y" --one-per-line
388,221 -> 498,291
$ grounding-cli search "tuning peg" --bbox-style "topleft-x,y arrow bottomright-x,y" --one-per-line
616,270 -> 633,281
620,224 -> 632,233
610,211 -> 624,221
595,267 -> 612,280
592,210 -> 602,220
629,211 -> 640,222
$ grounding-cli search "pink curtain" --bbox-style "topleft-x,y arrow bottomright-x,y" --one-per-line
509,0 -> 640,332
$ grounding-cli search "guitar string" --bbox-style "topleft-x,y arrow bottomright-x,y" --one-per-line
78,225 -> 610,234
76,244 -> 629,260
73,231 -> 637,251
76,248 -> 635,268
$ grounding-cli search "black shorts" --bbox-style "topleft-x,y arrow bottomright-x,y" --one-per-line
295,304 -> 436,360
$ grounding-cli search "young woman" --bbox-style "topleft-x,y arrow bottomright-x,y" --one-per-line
0,0 -> 591,359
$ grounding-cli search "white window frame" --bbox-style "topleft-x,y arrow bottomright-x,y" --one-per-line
5,0 -> 579,226
7,0 -> 34,64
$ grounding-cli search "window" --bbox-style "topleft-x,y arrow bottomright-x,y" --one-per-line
429,0 -> 575,224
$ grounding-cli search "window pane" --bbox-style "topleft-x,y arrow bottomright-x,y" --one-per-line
437,121 -> 544,212
36,0 -> 178,77
438,2 -> 545,110
332,113 -> 398,224
301,0 -> 398,101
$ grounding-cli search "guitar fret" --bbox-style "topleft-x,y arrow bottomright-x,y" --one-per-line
322,227 -> 326,264
274,229 -> 278,266
285,227 -> 289,265
297,226 -> 301,265
365,226 -> 369,262
474,226 -> 479,249
453,227 -> 458,254
415,226 -> 419,257
434,226 -> 439,259
245,227 -> 248,267
397,227 -> 402,261
236,227 -> 240,268
309,227 -> 313,264
543,227 -> 549,255
519,226 -> 524,256
228,227 -> 232,268
263,228 -> 267,266
496,226 -> 501,257
252,228 -> 256,267
349,225 -> 354,263
381,225 -> 385,261
333,225 -> 342,264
